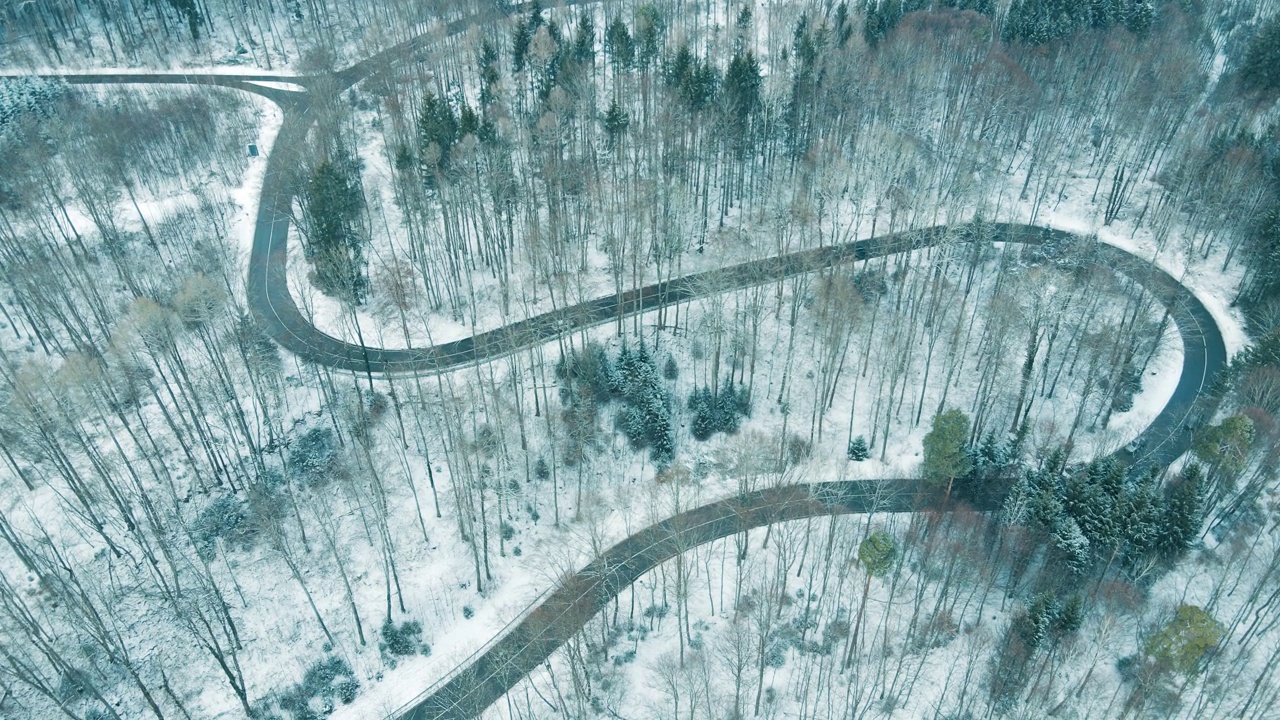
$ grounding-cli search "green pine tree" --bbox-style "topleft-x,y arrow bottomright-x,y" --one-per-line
1241,14 -> 1280,96
847,435 -> 870,461
922,408 -> 973,496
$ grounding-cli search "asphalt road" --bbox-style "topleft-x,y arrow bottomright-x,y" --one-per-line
390,228 -> 1227,720
2,7 -> 1229,717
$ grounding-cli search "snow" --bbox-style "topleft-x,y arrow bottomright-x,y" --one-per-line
0,3 -> 1271,718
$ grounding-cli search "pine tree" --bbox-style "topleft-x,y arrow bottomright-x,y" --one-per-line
572,13 -> 595,65
1062,460 -> 1122,554
859,531 -> 897,577
939,0 -> 995,14
1144,605 -> 1224,676
1241,14 -> 1280,96
602,98 -> 630,148
1054,595 -> 1085,637
1052,516 -> 1092,575
301,159 -> 368,303
419,91 -> 459,171
847,435 -> 870,462
634,4 -> 665,70
922,408 -> 973,495
478,40 -> 501,108
1122,470 -> 1164,564
663,355 -> 678,381
722,50 -> 762,138
605,18 -> 635,69
512,18 -> 534,74
713,380 -> 743,434
1158,463 -> 1204,559
689,387 -> 715,441
1193,414 -> 1255,487
1014,593 -> 1058,650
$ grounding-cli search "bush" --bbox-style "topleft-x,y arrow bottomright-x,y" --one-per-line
785,435 -> 811,465
380,617 -> 425,657
191,495 -> 247,561
289,427 -> 337,487
276,656 -> 358,720
334,679 -> 359,705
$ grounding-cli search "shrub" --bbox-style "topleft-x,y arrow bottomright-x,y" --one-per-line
191,495 -> 247,561
380,617 -> 425,657
289,427 -> 337,487
276,656 -> 358,720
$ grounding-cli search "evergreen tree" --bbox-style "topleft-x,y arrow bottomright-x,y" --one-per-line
1144,605 -> 1225,676
1192,414 -> 1255,487
1158,463 -> 1205,559
859,531 -> 897,577
634,4 -> 665,69
1052,516 -> 1092,575
602,98 -> 630,148
713,380 -> 743,434
922,408 -> 973,494
863,0 -> 928,47
1003,0 -> 1085,44
605,18 -> 635,69
663,355 -> 678,380
1062,459 -> 1124,554
512,17 -> 534,73
478,40 -> 501,108
1121,470 -> 1164,564
1241,14 -> 1280,96
722,50 -> 762,137
164,0 -> 202,40
619,405 -> 647,448
301,159 -> 368,303
847,435 -> 870,461
939,0 -> 995,14
834,3 -> 854,46
572,13 -> 595,65
1014,593 -> 1058,650
1014,592 -> 1084,651
689,387 -> 715,441
419,91 -> 459,171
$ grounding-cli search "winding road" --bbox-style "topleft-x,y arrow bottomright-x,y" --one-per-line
2,3 -> 1228,717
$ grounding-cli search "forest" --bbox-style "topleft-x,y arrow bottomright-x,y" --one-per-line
0,0 -> 1279,719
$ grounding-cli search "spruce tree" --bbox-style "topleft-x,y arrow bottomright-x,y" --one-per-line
1052,516 -> 1092,575
419,91 -> 459,170
689,387 -> 715,441
722,50 -> 762,137
302,159 -> 368,303
605,18 -> 635,69
1158,464 -> 1204,559
847,435 -> 870,461
1241,14 -> 1280,96
512,18 -> 534,73
602,99 -> 630,148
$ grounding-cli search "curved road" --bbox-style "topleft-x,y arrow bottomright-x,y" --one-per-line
2,5 -> 1228,717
